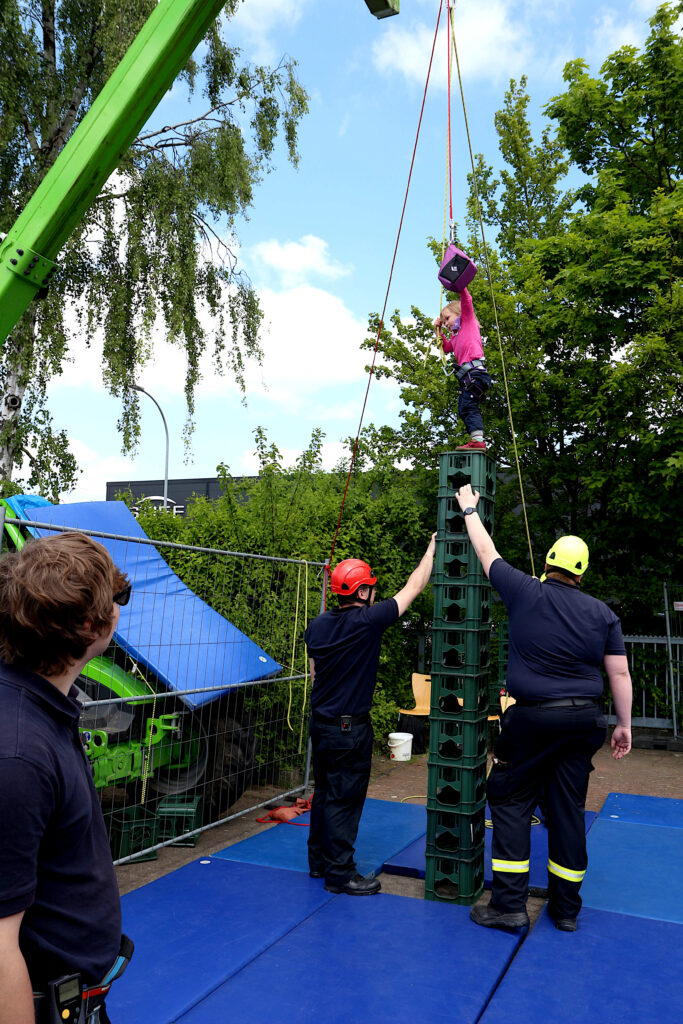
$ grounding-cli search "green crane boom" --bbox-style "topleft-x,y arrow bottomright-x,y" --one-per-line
0,1 -> 397,348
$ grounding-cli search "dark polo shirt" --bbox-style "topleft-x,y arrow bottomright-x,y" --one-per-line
489,558 -> 626,700
0,659 -> 121,987
305,598 -> 399,716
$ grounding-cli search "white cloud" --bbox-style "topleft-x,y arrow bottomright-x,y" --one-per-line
228,0 -> 311,64
249,234 -> 352,289
63,440 -> 138,503
372,0 -> 533,88
235,438 -> 349,475
242,283 -> 371,411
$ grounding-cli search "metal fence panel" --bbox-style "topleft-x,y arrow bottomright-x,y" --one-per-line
1,515 -> 324,863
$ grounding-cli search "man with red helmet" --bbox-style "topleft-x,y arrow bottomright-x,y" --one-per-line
305,535 -> 436,895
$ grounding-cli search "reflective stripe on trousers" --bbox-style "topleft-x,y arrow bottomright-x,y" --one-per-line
547,858 -> 586,883
492,858 -> 530,873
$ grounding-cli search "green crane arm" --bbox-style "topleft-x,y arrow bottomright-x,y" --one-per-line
0,0 -> 235,347
0,0 -> 397,348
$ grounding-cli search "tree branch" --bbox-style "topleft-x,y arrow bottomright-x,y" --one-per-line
133,104 -> 237,144
41,0 -> 56,128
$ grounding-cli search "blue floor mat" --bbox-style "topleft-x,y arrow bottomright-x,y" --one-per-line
213,798 -> 427,876
181,892 -> 524,1024
107,859 -> 335,1024
383,808 -> 597,894
479,905 -> 683,1024
581,818 -> 683,923
599,791 -> 683,828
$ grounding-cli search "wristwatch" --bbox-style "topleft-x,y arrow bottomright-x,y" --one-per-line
463,507 -> 477,516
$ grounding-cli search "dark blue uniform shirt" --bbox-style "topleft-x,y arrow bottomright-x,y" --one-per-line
0,660 -> 121,988
305,599 -> 399,716
489,559 -> 626,700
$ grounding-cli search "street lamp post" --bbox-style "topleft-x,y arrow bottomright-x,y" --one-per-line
129,383 -> 169,509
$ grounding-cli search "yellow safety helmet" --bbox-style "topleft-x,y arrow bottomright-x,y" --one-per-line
544,535 -> 589,577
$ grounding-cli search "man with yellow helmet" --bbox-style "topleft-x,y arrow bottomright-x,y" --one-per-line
455,483 -> 632,933
304,535 -> 436,895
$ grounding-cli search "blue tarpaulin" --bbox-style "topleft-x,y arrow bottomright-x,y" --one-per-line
6,497 -> 281,707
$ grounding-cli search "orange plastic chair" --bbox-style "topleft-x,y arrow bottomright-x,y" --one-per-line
398,673 -> 431,716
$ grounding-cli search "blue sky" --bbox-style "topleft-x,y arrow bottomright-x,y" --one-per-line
44,0 -> 673,502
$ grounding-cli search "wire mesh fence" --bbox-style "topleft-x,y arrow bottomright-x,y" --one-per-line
0,511 -> 325,864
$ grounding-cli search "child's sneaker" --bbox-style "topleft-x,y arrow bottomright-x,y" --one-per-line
456,440 -> 486,451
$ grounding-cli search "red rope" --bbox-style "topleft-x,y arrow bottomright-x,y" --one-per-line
326,0 -> 445,580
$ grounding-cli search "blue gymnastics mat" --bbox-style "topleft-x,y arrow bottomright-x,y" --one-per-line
581,818 -> 683,923
599,791 -> 683,828
383,808 -> 597,894
479,905 -> 683,1024
107,859 -> 334,1024
214,797 -> 427,876
181,892 -> 524,1024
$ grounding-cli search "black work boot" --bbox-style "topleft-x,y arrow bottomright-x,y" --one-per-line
549,910 -> 578,931
325,872 -> 381,895
470,901 -> 530,931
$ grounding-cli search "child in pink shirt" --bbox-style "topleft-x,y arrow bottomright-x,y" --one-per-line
434,287 -> 491,450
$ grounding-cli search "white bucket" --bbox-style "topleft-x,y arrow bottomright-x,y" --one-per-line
388,732 -> 413,761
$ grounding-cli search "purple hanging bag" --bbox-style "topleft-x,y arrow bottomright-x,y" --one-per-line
438,244 -> 477,293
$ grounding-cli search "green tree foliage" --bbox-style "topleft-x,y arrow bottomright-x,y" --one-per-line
0,1 -> 308,497
134,427 -> 437,741
357,4 -> 683,630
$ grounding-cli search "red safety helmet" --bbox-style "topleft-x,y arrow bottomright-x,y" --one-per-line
330,558 -> 377,596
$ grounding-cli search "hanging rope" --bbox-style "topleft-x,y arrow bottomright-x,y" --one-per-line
297,559 -> 309,754
327,0 -> 446,576
448,1 -> 536,576
286,562 -> 303,732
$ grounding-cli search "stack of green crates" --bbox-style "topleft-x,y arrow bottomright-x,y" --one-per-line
426,451 -> 496,904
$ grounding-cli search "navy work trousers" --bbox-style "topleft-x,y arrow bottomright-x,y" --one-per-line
308,716 -> 373,886
487,701 -> 606,921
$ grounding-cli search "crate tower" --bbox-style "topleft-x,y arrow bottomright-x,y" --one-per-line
425,450 -> 496,904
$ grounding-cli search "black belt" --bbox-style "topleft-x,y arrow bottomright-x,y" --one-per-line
312,712 -> 370,726
455,358 -> 487,379
514,697 -> 598,708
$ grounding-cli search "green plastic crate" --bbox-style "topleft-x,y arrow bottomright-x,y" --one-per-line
425,847 -> 485,904
427,762 -> 487,812
431,625 -> 491,673
430,670 -> 490,716
435,537 -> 486,583
426,806 -> 487,855
438,451 -> 496,499
436,494 -> 494,538
108,806 -> 159,862
157,795 -> 203,847
433,581 -> 492,626
429,715 -> 488,767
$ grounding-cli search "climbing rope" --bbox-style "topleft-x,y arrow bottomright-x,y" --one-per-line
326,0 -> 536,579
286,562 -> 303,733
297,560 -> 309,754
448,1 -> 536,576
327,0 -> 446,574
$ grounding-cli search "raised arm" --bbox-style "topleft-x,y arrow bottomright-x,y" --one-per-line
454,484 -> 501,577
603,654 -> 632,759
393,534 -> 437,617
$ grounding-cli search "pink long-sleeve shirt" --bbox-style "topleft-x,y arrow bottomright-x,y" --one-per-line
442,288 -> 484,365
